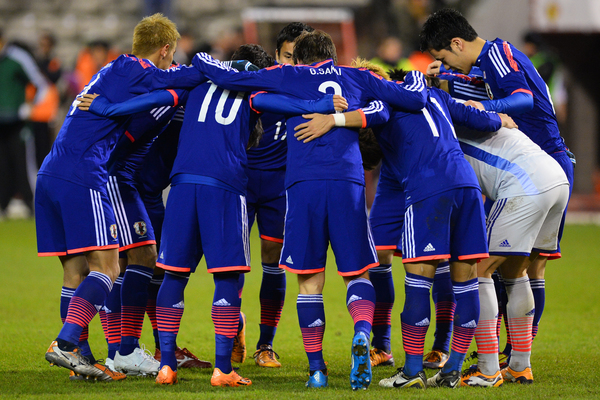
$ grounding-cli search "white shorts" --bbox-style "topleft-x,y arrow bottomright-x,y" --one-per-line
486,184 -> 569,256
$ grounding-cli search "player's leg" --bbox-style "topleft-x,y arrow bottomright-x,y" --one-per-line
101,259 -> 125,368
425,259 -> 454,369
527,256 -> 546,340
198,185 -> 252,387
279,181 -> 329,388
369,250 -> 395,366
328,180 -> 378,390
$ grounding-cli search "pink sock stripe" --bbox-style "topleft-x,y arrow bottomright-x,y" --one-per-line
507,316 -> 533,352
105,313 -> 122,344
300,326 -> 325,353
451,325 -> 476,354
532,325 -> 539,339
435,301 -> 456,323
474,320 -> 498,353
348,300 -> 375,324
496,314 -> 503,337
260,298 -> 284,326
65,297 -> 98,327
401,322 -> 428,355
156,306 -> 184,334
121,306 -> 146,337
79,326 -> 89,341
373,302 -> 393,325
211,306 -> 241,337
146,299 -> 158,330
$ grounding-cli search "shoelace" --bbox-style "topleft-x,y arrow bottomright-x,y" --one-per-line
139,344 -> 159,362
463,351 -> 478,364
254,346 -> 280,360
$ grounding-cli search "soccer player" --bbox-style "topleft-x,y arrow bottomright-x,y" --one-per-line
192,30 -> 430,390
39,13 -> 206,380
245,22 -> 315,369
292,66 -> 515,389
419,10 -> 576,348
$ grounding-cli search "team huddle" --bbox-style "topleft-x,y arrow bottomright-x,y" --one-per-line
37,8 -> 574,390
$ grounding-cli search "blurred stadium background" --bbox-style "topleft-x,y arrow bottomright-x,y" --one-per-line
1,0 -> 599,220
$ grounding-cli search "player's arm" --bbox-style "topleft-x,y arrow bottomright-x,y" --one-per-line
294,100 -> 390,143
439,89 -> 515,131
192,52 -> 284,92
250,92 -> 347,115
76,89 -> 180,117
365,70 -> 427,112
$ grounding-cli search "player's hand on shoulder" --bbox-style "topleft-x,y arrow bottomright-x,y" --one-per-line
464,100 -> 485,110
294,113 -> 335,143
426,60 -> 442,76
499,113 -> 518,129
332,95 -> 348,112
76,93 -> 100,111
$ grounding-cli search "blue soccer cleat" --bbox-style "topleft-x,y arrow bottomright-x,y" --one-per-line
306,369 -> 328,388
350,331 -> 372,390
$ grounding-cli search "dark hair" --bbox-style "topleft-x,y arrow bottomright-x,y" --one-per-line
276,22 -> 314,52
358,128 -> 382,171
419,8 -> 478,52
231,44 -> 274,69
389,68 -> 439,88
248,118 -> 264,150
292,30 -> 337,65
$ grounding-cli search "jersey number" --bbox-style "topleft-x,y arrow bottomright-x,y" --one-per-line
198,82 -> 244,125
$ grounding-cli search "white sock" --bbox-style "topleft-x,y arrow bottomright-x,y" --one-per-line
504,276 -> 534,372
475,277 -> 499,375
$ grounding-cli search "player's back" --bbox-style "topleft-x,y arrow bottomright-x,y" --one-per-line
481,39 -> 564,153
458,127 -> 568,201
246,111 -> 287,170
375,87 -> 479,206
171,80 -> 256,195
39,55 -> 163,191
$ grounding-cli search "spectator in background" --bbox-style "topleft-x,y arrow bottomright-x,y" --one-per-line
173,30 -> 195,65
370,36 -> 414,73
67,40 -> 118,97
522,32 -> 568,125
0,29 -> 49,218
28,31 -> 61,168
210,27 -> 244,61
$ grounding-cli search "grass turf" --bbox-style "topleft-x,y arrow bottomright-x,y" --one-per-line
1,219 -> 599,399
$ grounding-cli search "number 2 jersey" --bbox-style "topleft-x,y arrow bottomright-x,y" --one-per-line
192,54 -> 428,188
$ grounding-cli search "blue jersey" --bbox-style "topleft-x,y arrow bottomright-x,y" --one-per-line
38,54 -> 203,192
170,80 -> 257,195
108,90 -> 188,187
193,54 -> 427,188
475,38 -> 565,153
246,111 -> 287,170
369,88 -> 501,206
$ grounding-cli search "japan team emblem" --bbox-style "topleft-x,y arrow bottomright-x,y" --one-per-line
485,82 -> 494,100
134,221 -> 147,237
110,224 -> 118,240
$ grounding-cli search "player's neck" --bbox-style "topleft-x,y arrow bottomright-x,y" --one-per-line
463,37 -> 486,67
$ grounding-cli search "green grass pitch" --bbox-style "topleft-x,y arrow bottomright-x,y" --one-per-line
1,220 -> 599,399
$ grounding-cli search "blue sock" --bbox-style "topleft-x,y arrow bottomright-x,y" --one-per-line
120,265 -> 154,356
431,261 -> 455,353
105,273 -> 123,360
346,278 -> 375,336
147,275 -> 162,350
530,279 -> 545,339
401,273 -> 432,377
157,272 -> 189,371
58,272 -> 112,346
369,264 -> 394,352
257,263 -> 286,348
60,287 -> 75,323
442,278 -> 479,373
212,273 -> 241,374
297,294 -> 326,372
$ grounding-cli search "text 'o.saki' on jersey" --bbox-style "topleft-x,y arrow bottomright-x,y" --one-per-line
38,54 -> 205,192
362,87 -> 501,207
475,38 -> 566,154
171,79 -> 257,196
191,52 -> 428,188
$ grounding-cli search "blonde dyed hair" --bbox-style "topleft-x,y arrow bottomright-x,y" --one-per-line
351,57 -> 390,81
132,13 -> 180,57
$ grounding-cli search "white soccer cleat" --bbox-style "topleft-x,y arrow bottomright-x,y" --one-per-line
114,344 -> 160,376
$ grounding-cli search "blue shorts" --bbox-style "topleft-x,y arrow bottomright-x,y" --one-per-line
35,175 -> 119,256
402,187 -> 488,263
279,180 -> 378,276
370,172 -> 404,256
246,167 -> 286,244
156,183 -> 251,274
141,191 -> 165,246
107,176 -> 156,251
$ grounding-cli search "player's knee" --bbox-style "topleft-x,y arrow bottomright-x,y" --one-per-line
261,239 -> 283,263
126,245 -> 158,268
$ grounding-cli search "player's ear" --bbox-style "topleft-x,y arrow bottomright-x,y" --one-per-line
450,38 -> 463,52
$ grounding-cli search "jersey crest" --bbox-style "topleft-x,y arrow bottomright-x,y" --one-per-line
110,224 -> 118,240
134,221 -> 148,237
